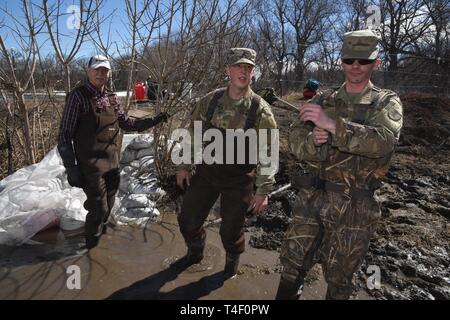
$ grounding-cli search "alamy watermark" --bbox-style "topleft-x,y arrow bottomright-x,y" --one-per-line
66,5 -> 81,30
66,265 -> 81,290
366,5 -> 381,30
366,264 -> 381,290
170,121 -> 279,175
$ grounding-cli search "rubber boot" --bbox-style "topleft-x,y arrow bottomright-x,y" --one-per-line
325,284 -> 352,300
171,246 -> 204,270
275,273 -> 305,300
223,253 -> 240,280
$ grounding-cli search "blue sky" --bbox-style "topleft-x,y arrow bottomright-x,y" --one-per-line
1,0 -> 132,59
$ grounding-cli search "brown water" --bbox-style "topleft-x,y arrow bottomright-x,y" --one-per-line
0,213 -> 372,300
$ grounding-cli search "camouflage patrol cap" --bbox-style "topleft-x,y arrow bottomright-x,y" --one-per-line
342,29 -> 380,59
226,47 -> 256,66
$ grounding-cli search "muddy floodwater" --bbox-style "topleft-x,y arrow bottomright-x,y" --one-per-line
0,212 -> 372,300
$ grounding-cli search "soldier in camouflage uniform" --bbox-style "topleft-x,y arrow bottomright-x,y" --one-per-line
175,48 -> 278,279
276,30 -> 403,299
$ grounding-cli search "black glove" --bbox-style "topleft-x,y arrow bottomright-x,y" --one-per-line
259,87 -> 278,105
154,111 -> 169,123
135,112 -> 169,132
58,143 -> 84,188
66,166 -> 85,188
58,143 -> 76,167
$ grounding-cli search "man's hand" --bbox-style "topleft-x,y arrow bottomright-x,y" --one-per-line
250,195 -> 268,215
312,127 -> 329,146
299,103 -> 336,134
176,169 -> 191,189
259,88 -> 278,105
155,112 -> 169,123
135,112 -> 170,131
66,166 -> 84,188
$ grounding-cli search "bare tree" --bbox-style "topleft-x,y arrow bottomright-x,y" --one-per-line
284,0 -> 336,82
422,0 -> 450,61
252,0 -> 294,93
116,0 -> 156,110
43,0 -> 100,93
339,0 -> 372,32
0,0 -> 43,165
121,0 -> 253,183
379,0 -> 431,73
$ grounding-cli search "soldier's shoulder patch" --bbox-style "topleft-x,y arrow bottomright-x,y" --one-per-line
387,102 -> 402,121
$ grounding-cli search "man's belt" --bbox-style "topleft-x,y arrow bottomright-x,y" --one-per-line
291,174 -> 374,199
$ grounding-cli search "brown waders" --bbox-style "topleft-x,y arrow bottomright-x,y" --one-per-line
177,164 -> 255,277
73,85 -> 121,249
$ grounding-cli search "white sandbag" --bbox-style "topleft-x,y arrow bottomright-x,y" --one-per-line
121,194 -> 151,208
125,207 -> 156,218
0,148 -> 87,246
120,148 -> 137,164
119,173 -> 130,193
121,165 -> 136,176
121,134 -> 141,152
129,160 -> 141,169
138,156 -> 154,173
109,205 -> 160,227
129,180 -> 159,195
127,134 -> 153,150
136,147 -> 153,159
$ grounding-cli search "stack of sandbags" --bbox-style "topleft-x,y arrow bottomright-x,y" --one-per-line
0,148 -> 87,246
110,134 -> 165,227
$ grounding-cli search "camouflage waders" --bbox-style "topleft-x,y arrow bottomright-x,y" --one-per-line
278,186 -> 380,299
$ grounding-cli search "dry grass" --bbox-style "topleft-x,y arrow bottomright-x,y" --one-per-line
0,101 -> 63,180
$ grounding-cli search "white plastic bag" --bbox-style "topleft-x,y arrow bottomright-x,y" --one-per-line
0,148 -> 87,245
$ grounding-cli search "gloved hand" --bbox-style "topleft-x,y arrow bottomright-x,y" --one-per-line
259,87 -> 278,105
135,112 -> 170,132
66,166 -> 85,188
154,112 -> 169,123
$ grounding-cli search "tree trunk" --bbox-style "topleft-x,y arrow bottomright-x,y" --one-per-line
64,63 -> 71,93
16,91 -> 36,164
296,43 -> 305,82
5,113 -> 13,175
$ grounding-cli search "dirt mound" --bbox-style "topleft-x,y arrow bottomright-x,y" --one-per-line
400,93 -> 450,147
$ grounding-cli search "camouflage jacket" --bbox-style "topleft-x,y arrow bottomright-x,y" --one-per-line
289,81 -> 403,190
179,87 -> 278,195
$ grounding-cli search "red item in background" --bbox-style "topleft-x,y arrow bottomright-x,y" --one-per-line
134,82 -> 145,100
302,88 -> 316,99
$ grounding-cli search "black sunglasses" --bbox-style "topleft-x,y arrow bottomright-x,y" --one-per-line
342,58 -> 375,65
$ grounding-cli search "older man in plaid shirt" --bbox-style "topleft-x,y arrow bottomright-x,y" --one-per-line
58,55 -> 168,253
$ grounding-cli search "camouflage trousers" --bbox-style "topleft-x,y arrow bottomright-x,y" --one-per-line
279,187 -> 381,300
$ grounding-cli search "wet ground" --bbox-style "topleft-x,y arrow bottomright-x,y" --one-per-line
0,212 -> 372,300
